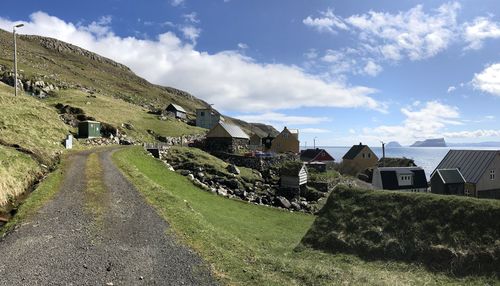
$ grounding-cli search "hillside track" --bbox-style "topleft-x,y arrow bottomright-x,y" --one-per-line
0,147 -> 216,285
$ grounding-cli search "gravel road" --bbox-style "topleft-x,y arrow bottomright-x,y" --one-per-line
0,148 -> 216,285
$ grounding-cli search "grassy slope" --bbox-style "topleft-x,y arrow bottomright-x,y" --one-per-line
0,155 -> 64,236
0,29 -> 208,113
0,82 -> 68,206
113,147 -> 491,285
45,90 -> 206,140
168,146 -> 261,183
302,185 -> 500,276
0,82 -> 69,162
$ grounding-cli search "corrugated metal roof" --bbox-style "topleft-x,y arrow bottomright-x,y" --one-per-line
435,169 -> 466,184
168,103 -> 186,113
219,121 -> 249,139
434,150 -> 499,183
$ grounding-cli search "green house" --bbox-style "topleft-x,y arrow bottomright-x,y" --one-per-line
78,121 -> 101,138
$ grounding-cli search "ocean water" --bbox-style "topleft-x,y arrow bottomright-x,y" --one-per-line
312,146 -> 500,178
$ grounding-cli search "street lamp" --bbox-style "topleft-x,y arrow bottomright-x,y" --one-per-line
13,23 -> 24,97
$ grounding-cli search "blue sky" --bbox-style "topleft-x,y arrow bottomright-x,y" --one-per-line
1,0 -> 500,146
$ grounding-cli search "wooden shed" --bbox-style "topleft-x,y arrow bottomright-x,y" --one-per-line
280,161 -> 308,189
78,120 -> 101,138
166,103 -> 187,119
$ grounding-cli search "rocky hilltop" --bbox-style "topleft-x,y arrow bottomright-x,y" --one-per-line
410,138 -> 446,147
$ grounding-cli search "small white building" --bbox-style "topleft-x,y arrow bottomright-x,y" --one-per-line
280,162 -> 308,189
372,167 -> 428,192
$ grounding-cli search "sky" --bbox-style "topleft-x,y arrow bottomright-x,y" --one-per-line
1,0 -> 500,146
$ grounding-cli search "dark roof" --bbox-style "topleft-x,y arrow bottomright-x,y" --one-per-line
379,167 -> 428,190
219,121 -> 250,139
300,149 -> 334,162
433,169 -> 466,184
343,144 -> 367,160
433,150 -> 499,184
167,103 -> 186,113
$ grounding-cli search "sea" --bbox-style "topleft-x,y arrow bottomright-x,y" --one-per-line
309,146 -> 500,178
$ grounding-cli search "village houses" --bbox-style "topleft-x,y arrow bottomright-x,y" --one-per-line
270,127 -> 300,154
196,108 -> 224,129
165,103 -> 187,119
431,150 -> 500,199
205,121 -> 250,153
342,143 -> 378,174
372,167 -> 428,192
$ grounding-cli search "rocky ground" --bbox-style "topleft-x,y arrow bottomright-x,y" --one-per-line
0,147 -> 216,285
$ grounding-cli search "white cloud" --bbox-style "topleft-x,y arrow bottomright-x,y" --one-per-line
472,63 -> 500,96
463,17 -> 500,50
364,101 -> 461,143
362,60 -> 382,76
301,128 -> 331,134
447,86 -> 456,93
0,12 -> 381,114
236,112 -> 330,126
444,129 -> 500,138
170,0 -> 185,7
237,42 -> 248,49
183,12 -> 200,24
304,48 -> 318,60
179,25 -> 201,44
303,9 -> 348,33
345,2 -> 461,61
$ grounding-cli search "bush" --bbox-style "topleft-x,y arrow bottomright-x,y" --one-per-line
301,185 -> 500,276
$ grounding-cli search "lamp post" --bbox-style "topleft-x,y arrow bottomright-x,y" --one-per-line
13,23 -> 24,97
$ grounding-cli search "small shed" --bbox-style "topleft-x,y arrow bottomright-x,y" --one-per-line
430,168 -> 466,195
280,161 -> 308,189
166,103 -> 187,119
205,121 -> 250,153
78,120 -> 101,138
300,148 -> 335,163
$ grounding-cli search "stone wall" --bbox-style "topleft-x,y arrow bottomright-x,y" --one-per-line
205,138 -> 248,153
213,152 -> 299,171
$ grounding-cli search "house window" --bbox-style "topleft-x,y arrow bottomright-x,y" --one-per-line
490,170 -> 495,180
464,188 -> 471,196
201,111 -> 205,116
362,153 -> 365,158
368,153 -> 371,158
284,133 -> 289,139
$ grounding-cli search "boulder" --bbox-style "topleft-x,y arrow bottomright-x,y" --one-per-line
291,202 -> 301,211
226,164 -> 240,175
187,174 -> 195,181
275,196 -> 291,209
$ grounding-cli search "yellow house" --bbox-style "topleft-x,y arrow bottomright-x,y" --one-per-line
270,127 -> 299,154
342,143 -> 379,174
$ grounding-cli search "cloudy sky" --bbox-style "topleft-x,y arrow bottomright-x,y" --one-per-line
1,0 -> 500,146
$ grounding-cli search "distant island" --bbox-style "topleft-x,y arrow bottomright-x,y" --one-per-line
410,138 -> 447,147
385,141 -> 402,148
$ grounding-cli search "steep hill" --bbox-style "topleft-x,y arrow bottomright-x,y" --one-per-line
0,29 -> 277,137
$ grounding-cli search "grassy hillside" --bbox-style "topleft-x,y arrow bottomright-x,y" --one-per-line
0,29 -> 208,113
301,185 -> 500,276
0,29 -> 277,137
113,147 -> 494,285
45,89 -> 205,140
0,82 -> 69,163
0,82 -> 68,206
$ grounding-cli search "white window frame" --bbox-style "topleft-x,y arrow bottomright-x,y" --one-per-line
490,170 -> 495,180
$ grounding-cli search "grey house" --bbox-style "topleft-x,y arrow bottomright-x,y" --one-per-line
196,108 -> 224,129
431,150 -> 500,199
165,103 -> 186,119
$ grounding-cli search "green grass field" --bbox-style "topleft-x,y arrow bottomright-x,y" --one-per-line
113,147 -> 495,285
45,90 -> 206,140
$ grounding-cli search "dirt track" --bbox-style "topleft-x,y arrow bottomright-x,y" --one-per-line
0,148 -> 216,285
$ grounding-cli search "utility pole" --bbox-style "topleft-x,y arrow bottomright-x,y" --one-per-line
313,136 -> 317,149
380,141 -> 386,167
13,23 -> 24,97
